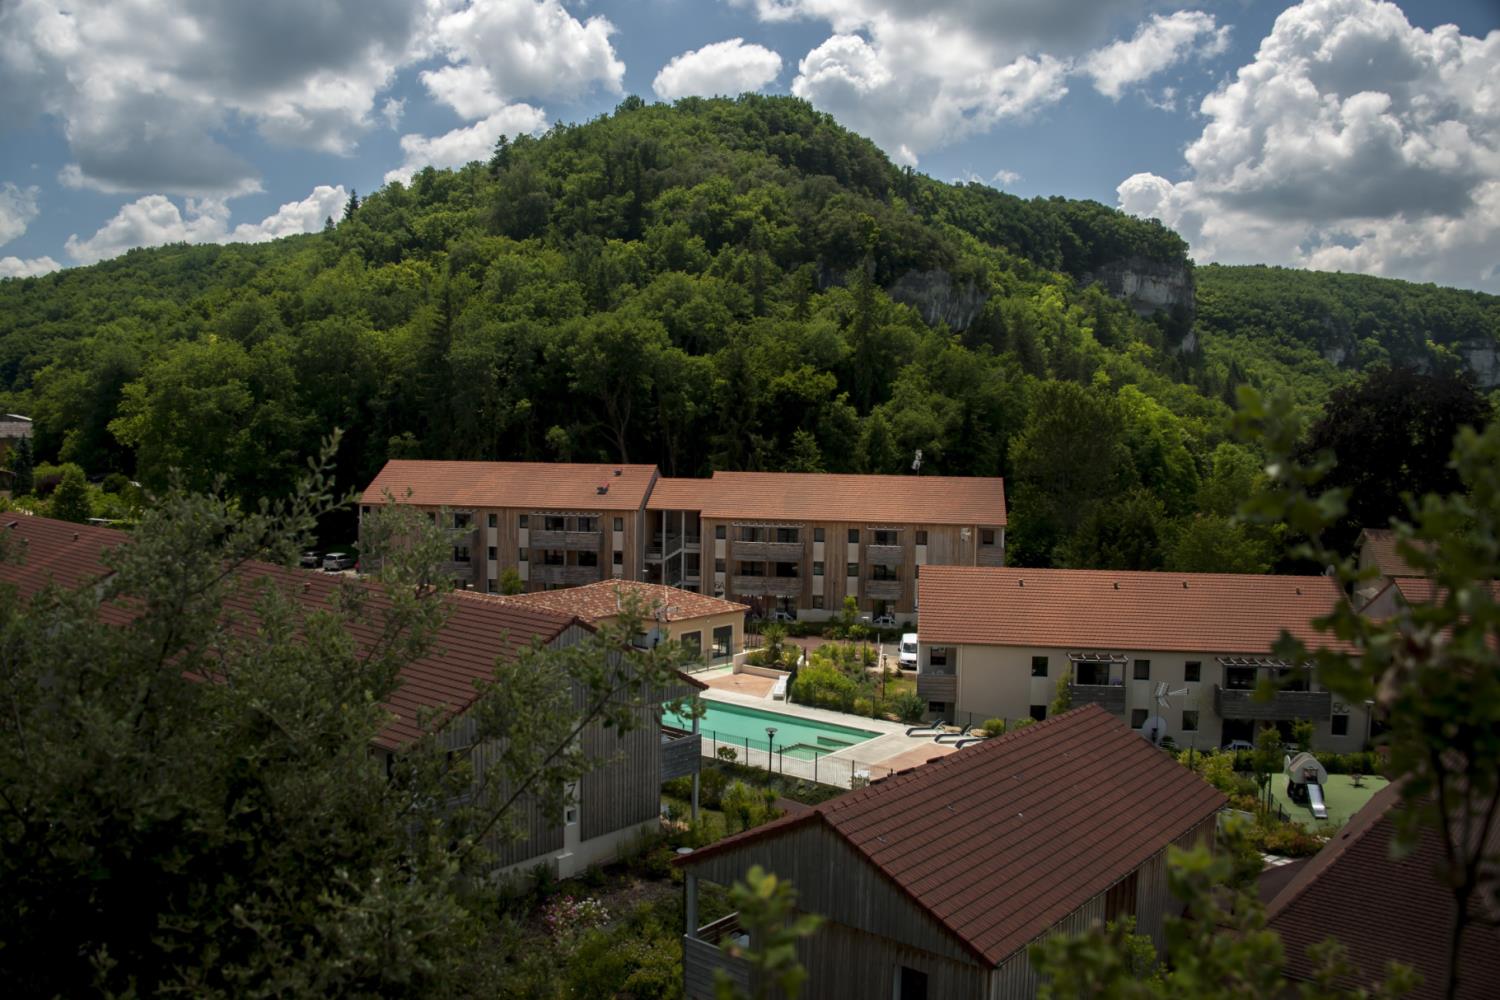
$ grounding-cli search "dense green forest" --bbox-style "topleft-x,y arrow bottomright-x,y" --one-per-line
1,95 -> 1496,568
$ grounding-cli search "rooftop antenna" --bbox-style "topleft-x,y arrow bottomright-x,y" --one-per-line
911,448 -> 923,472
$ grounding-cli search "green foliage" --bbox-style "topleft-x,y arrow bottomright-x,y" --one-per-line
1049,671 -> 1072,716
48,462 -> 90,523
981,717 -> 1008,737
720,780 -> 781,834
498,566 -> 525,594
4,436 -> 32,495
888,690 -> 926,724
788,660 -> 859,712
714,865 -> 823,1000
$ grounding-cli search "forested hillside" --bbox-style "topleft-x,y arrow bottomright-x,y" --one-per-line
1,95 -> 1496,569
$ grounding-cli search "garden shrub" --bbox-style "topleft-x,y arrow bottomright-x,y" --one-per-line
888,691 -> 926,723
789,661 -> 858,711
981,717 -> 1007,737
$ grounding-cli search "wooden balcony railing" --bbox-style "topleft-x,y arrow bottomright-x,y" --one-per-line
1214,685 -> 1332,721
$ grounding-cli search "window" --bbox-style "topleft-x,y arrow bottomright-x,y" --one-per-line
813,561 -> 824,576
613,550 -> 623,565
543,551 -> 565,566
452,545 -> 471,563
846,562 -> 858,577
1133,659 -> 1151,680
544,515 -> 566,531
927,701 -> 945,713
929,647 -> 949,667
1031,656 -> 1049,677
711,625 -> 732,660
897,966 -> 929,1000
915,530 -> 928,545
1130,708 -> 1149,729
576,516 -> 597,533
427,511 -> 437,523
981,528 -> 996,545
487,513 -> 497,528
871,564 -> 899,581
812,595 -> 824,609
814,527 -> 825,543
518,548 -> 528,562
680,631 -> 702,656
1182,710 -> 1199,732
577,551 -> 598,567
1332,714 -> 1349,736
1184,660 -> 1201,683
486,579 -> 497,593
1029,704 -> 1047,722
565,806 -> 578,826
518,514 -> 528,528
1105,870 -> 1138,921
873,529 -> 899,546
738,525 -> 759,542
714,558 -> 726,574
775,526 -> 799,543
613,516 -> 623,532
361,505 -> 370,514
847,528 -> 860,544
715,525 -> 726,540
487,546 -> 497,561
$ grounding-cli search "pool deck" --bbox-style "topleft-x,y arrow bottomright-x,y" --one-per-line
689,667 -> 970,788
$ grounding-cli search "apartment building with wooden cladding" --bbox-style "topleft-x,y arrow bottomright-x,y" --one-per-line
361,461 -> 1008,619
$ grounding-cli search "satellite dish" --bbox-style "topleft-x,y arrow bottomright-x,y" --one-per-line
1140,715 -> 1169,745
911,448 -> 923,472
1155,681 -> 1190,708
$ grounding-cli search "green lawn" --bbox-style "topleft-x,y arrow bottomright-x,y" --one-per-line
1269,773 -> 1390,829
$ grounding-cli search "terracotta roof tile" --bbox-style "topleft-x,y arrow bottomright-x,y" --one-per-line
1359,528 -> 1430,578
647,471 -> 1006,526
0,514 -> 122,600
361,460 -> 658,511
1391,576 -> 1500,606
1266,782 -> 1500,999
681,705 -> 1225,966
458,579 -> 747,623
918,566 -> 1350,654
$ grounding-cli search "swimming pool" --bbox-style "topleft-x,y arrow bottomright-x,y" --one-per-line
665,699 -> 880,760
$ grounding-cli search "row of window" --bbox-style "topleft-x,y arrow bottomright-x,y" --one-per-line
714,526 -> 997,546
437,512 -> 629,532
1029,656 -> 1204,683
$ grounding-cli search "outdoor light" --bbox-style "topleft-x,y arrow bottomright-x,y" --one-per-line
766,727 -> 777,774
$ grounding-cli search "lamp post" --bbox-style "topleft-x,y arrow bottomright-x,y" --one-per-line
766,727 -> 777,776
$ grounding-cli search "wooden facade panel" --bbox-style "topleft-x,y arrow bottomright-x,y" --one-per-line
688,822 -> 979,965
799,920 -> 990,1000
661,731 -> 703,781
989,893 -> 1105,999
684,936 -> 748,999
580,698 -> 662,841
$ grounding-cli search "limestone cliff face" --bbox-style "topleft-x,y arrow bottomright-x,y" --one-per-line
885,269 -> 988,331
1082,256 -> 1196,323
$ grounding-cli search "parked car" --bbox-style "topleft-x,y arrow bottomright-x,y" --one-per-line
872,613 -> 897,627
767,609 -> 795,623
299,550 -> 321,568
899,632 -> 919,669
322,551 -> 356,572
1223,739 -> 1254,752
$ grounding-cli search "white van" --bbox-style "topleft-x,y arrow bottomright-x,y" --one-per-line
899,633 -> 919,669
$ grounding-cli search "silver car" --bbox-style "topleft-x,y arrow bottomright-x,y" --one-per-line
322,552 -> 356,572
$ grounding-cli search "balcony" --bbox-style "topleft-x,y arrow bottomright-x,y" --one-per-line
866,543 -> 904,566
732,540 -> 805,562
865,578 -> 902,600
732,576 -> 802,597
661,729 -> 702,781
530,564 -> 603,586
684,914 -> 749,999
1214,684 -> 1332,721
977,543 -> 1004,567
529,528 -> 601,551
1068,683 -> 1126,713
916,672 -> 957,702
683,535 -> 702,552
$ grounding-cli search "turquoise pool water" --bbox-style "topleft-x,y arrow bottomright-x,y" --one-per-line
665,700 -> 880,760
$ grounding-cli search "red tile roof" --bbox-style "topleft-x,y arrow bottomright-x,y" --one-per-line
0,514 -> 123,600
647,471 -> 1006,526
5,515 -> 576,749
461,579 -> 747,623
680,705 -> 1224,966
918,566 -> 1350,654
1391,576 -> 1500,606
361,460 -> 658,511
1359,528 -> 1429,578
1266,781 -> 1500,999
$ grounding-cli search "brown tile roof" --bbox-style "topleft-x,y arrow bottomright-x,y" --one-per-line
461,579 -> 747,623
0,514 -> 123,601
647,471 -> 1006,526
361,460 -> 658,511
680,705 -> 1225,966
5,515 -> 576,750
918,566 -> 1349,654
1391,576 -> 1500,606
1266,781 -> 1500,999
1359,528 -> 1433,578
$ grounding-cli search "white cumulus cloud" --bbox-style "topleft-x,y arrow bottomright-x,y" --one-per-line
385,106 -> 548,185
0,255 -> 61,278
64,185 -> 349,265
653,38 -> 782,100
0,183 -> 41,246
1081,10 -> 1230,100
1115,0 -> 1500,291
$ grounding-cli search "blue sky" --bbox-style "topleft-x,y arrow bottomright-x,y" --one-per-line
1,0 -> 1497,290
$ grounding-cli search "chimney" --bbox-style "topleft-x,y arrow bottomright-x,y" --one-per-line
596,481 -> 610,495
613,468 -> 623,476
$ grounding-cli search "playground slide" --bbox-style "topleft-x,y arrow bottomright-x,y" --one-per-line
1307,782 -> 1328,820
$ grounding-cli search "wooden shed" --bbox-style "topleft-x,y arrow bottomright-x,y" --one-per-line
676,704 -> 1225,999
